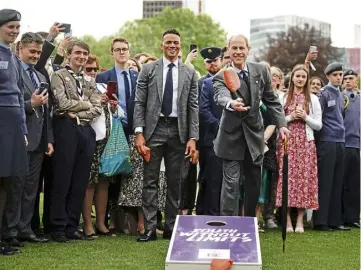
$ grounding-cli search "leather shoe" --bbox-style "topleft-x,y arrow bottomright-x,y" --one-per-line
163,230 -> 173,240
137,230 -> 157,242
5,237 -> 24,248
313,225 -> 333,231
345,222 -> 360,228
50,233 -> 69,243
66,231 -> 94,241
330,225 -> 351,231
18,234 -> 49,243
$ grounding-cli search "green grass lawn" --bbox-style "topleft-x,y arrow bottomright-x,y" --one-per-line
1,229 -> 359,269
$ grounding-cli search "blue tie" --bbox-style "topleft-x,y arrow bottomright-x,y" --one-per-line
239,70 -> 250,89
122,71 -> 130,117
162,63 -> 175,116
28,67 -> 39,89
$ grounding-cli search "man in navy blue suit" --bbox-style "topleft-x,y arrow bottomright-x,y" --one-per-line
95,38 -> 138,231
196,47 -> 223,215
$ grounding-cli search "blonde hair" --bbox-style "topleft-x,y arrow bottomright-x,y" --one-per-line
270,66 -> 284,90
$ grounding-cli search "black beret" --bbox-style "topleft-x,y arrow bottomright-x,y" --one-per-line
343,69 -> 358,77
0,9 -> 21,27
324,62 -> 343,75
200,47 -> 221,61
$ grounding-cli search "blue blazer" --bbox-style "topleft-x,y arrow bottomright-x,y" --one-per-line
96,67 -> 138,136
200,77 -> 222,147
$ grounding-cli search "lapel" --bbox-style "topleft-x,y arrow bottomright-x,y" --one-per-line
177,62 -> 185,100
129,70 -> 137,95
246,62 -> 261,110
110,67 -> 117,82
22,68 -> 36,93
155,59 -> 164,102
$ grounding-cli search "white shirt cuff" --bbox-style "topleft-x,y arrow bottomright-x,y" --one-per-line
226,101 -> 235,111
135,127 -> 143,134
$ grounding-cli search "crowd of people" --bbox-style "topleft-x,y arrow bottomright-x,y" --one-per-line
0,8 -> 359,256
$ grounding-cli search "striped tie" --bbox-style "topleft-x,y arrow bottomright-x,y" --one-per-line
28,67 -> 39,89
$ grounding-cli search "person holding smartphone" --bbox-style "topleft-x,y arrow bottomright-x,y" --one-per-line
3,32 -> 54,247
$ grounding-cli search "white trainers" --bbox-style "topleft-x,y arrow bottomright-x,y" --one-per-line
266,219 -> 278,229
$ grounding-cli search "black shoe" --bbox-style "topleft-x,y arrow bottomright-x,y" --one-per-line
313,225 -> 333,231
5,237 -> 24,248
0,241 -> 15,255
163,230 -> 173,240
50,233 -> 69,243
137,230 -> 157,242
66,231 -> 94,241
18,234 -> 49,243
345,222 -> 360,228
329,225 -> 351,231
95,228 -> 115,237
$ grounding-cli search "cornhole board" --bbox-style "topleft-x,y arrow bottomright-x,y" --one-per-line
165,215 -> 262,270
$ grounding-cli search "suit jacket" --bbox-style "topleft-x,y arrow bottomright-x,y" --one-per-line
96,67 -> 138,135
197,73 -> 212,148
22,68 -> 54,152
213,62 -> 286,163
133,58 -> 199,144
200,77 -> 222,147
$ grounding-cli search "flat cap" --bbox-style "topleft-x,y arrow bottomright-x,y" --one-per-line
200,47 -> 221,62
343,69 -> 358,77
0,9 -> 21,27
324,62 -> 343,75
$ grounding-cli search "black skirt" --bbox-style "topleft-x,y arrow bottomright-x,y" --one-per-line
0,106 -> 28,177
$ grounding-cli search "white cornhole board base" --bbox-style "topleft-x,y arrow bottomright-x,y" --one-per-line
165,215 -> 262,270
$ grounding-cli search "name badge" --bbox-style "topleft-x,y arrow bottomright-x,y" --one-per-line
0,61 -> 9,69
328,100 -> 336,107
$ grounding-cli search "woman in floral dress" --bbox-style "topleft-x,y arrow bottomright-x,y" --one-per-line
276,64 -> 322,233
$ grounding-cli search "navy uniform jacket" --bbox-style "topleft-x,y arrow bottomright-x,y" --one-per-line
197,73 -> 212,148
199,76 -> 222,147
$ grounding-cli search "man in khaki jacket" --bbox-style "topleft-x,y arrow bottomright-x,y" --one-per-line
49,40 -> 101,242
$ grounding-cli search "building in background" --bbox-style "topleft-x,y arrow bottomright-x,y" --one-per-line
249,15 -> 331,60
142,0 -> 204,18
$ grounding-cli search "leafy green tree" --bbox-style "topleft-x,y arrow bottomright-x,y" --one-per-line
81,8 -> 227,74
256,24 -> 343,82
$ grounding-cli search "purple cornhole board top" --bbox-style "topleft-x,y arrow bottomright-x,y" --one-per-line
166,215 -> 261,266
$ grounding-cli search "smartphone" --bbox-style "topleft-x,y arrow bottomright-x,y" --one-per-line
38,82 -> 49,94
106,81 -> 117,100
189,44 -> 197,53
58,23 -> 71,34
309,46 -> 317,61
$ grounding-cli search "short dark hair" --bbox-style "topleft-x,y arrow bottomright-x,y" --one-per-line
66,40 -> 90,54
110,37 -> 129,52
162,29 -> 180,39
220,46 -> 228,58
20,32 -> 43,46
134,52 -> 150,61
36,31 -> 48,40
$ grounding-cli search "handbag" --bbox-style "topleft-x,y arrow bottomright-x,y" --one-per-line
99,116 -> 132,176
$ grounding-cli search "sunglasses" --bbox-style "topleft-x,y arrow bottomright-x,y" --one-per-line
85,67 -> 99,72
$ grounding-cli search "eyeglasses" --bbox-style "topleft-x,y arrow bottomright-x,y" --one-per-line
113,48 -> 129,53
85,67 -> 99,72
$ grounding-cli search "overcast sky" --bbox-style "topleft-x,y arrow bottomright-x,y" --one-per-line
7,0 -> 361,48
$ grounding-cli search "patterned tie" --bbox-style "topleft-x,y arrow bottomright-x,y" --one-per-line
28,67 -> 39,89
239,70 -> 250,89
122,71 -> 130,115
161,63 -> 175,116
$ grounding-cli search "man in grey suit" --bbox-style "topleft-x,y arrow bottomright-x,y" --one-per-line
213,34 -> 290,217
3,33 -> 54,247
134,29 -> 198,242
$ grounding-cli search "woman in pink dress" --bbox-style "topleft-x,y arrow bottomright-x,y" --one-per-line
276,64 -> 322,233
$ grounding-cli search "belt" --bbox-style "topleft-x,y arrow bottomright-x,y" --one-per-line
160,116 -> 177,122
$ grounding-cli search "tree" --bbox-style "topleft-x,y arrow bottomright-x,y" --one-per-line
256,24 -> 344,82
82,8 -> 227,73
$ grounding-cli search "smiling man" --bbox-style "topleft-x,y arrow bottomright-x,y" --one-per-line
134,29 -> 199,242
3,32 -> 54,249
49,40 -> 102,242
212,34 -> 289,218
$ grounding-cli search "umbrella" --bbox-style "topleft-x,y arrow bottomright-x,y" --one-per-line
282,137 -> 289,252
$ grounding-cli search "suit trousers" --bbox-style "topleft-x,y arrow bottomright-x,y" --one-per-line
313,142 -> 345,227
197,146 -> 223,216
142,118 -> 185,232
3,146 -> 44,239
221,147 -> 261,217
50,118 -> 95,235
0,177 -> 11,240
342,147 -> 360,224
